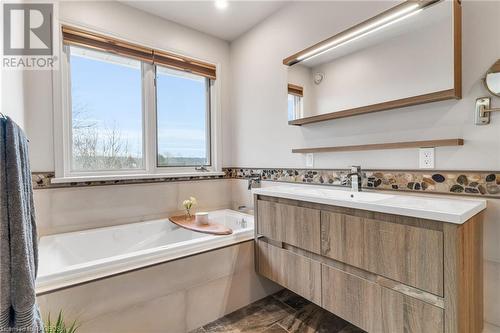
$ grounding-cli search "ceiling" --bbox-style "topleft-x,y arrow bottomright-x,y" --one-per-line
122,1 -> 287,42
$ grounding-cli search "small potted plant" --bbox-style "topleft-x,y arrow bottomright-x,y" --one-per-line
44,311 -> 79,333
182,196 -> 197,219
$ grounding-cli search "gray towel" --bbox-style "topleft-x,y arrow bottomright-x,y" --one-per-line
0,117 -> 43,332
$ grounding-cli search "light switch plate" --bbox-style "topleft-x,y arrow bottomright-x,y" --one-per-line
306,153 -> 314,168
419,148 -> 435,169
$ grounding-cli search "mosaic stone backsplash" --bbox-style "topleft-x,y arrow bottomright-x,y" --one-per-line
31,172 -> 224,189
224,168 -> 500,198
32,168 -> 500,198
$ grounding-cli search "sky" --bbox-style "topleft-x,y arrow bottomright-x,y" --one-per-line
70,49 -> 208,161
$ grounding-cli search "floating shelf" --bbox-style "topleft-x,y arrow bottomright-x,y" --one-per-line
292,139 -> 464,154
288,90 -> 459,126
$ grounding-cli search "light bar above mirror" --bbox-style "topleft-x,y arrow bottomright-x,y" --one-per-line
283,0 -> 441,66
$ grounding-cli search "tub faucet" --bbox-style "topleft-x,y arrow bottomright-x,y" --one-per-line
247,174 -> 261,190
346,166 -> 362,192
237,205 -> 254,215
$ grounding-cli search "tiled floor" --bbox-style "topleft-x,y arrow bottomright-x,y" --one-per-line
190,290 -> 365,333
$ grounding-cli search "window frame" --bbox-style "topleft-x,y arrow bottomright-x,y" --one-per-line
53,24 -> 222,182
154,65 -> 213,169
288,93 -> 303,120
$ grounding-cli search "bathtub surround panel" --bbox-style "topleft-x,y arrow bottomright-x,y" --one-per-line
37,241 -> 281,333
33,179 -> 233,236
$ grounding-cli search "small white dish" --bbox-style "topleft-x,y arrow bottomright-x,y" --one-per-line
195,212 -> 209,225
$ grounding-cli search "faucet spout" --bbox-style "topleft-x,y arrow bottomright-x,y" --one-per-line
347,166 -> 362,192
247,174 -> 261,190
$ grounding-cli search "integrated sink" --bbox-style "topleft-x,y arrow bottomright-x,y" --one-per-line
252,185 -> 487,224
273,185 -> 392,201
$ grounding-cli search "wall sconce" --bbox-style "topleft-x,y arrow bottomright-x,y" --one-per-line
475,97 -> 500,125
475,60 -> 500,125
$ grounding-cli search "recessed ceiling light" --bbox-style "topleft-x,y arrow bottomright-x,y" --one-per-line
215,0 -> 228,10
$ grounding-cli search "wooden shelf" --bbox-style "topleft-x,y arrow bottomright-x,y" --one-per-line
292,139 -> 464,154
288,90 -> 459,126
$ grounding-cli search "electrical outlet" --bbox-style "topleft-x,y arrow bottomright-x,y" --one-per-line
306,153 -> 314,168
419,148 -> 435,169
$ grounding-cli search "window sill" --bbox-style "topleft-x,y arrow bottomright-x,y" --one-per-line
50,171 -> 226,184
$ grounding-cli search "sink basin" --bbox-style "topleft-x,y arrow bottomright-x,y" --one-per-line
252,184 -> 486,224
266,185 -> 393,202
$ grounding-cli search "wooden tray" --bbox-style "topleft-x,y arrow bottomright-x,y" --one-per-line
168,215 -> 233,235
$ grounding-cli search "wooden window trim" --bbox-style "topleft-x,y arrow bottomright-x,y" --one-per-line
288,84 -> 304,97
153,50 -> 216,80
62,25 -> 216,80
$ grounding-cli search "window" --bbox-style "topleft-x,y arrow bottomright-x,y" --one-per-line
156,66 -> 210,167
288,94 -> 303,121
69,46 -> 144,171
287,84 -> 303,121
57,26 -> 220,180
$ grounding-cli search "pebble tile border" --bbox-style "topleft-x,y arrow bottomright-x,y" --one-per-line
31,172 -> 224,189
32,168 -> 500,198
225,168 -> 500,198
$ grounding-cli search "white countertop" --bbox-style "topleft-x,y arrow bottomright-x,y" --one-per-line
252,185 -> 487,224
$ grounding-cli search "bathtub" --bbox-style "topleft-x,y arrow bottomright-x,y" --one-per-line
36,209 -> 254,294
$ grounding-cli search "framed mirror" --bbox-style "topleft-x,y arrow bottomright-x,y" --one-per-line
484,60 -> 500,97
285,0 -> 462,125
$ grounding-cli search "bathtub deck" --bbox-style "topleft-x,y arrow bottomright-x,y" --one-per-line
190,289 -> 364,333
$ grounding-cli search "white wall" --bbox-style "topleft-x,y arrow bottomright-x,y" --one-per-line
229,0 -> 500,170
25,0 -> 232,171
1,70 -> 26,129
229,1 -> 500,330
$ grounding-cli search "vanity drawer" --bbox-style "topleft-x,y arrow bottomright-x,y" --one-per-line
321,264 -> 382,332
256,239 -> 321,305
257,200 -> 321,254
381,288 -> 444,333
321,212 -> 443,296
322,264 -> 444,333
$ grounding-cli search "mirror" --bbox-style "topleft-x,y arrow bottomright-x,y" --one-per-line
484,60 -> 500,97
286,0 -> 461,125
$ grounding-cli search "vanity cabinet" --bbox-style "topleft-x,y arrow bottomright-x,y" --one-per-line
257,200 -> 321,254
254,195 -> 483,333
256,239 -> 321,305
321,211 -> 443,296
321,264 -> 382,332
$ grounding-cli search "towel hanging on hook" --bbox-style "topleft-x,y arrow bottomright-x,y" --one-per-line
0,114 -> 30,142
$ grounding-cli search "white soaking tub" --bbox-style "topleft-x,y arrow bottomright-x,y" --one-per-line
36,209 -> 254,294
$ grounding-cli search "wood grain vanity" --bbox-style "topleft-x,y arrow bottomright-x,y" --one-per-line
253,186 -> 486,333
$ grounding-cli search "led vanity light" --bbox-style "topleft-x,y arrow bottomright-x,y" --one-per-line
295,1 -> 438,63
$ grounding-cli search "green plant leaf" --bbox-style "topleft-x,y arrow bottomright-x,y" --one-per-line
44,311 -> 79,333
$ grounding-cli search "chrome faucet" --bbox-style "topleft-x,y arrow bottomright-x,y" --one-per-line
346,166 -> 362,192
247,174 -> 261,190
